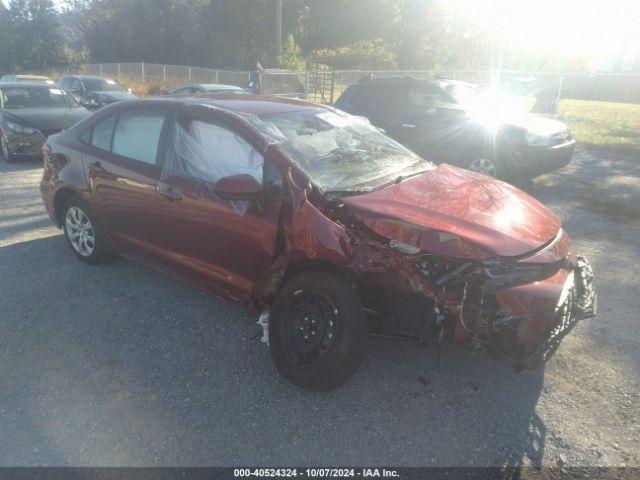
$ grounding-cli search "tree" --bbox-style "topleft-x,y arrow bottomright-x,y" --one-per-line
3,0 -> 68,72
0,4 -> 12,73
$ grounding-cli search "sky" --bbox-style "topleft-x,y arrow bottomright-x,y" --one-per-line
3,0 -> 639,58
449,0 -> 640,56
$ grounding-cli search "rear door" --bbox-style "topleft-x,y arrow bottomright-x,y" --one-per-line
151,111 -> 284,299
81,107 -> 170,257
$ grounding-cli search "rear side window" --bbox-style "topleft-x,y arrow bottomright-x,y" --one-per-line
112,110 -> 167,164
350,85 -> 406,112
90,114 -> 116,151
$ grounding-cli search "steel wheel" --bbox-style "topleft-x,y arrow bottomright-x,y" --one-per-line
468,157 -> 498,177
283,290 -> 340,369
0,134 -> 9,162
65,206 -> 96,257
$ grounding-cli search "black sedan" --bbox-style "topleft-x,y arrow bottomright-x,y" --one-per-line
0,83 -> 92,162
57,75 -> 137,110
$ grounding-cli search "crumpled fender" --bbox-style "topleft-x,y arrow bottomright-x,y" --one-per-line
278,181 -> 352,267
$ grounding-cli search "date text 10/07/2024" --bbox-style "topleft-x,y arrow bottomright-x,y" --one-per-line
233,468 -> 400,478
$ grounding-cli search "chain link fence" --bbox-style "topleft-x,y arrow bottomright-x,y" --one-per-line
36,62 -> 640,151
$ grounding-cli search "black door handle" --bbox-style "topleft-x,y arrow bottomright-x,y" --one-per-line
158,184 -> 183,201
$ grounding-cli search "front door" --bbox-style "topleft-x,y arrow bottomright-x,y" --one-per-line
152,112 -> 283,300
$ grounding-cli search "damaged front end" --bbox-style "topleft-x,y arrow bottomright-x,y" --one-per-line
337,214 -> 597,369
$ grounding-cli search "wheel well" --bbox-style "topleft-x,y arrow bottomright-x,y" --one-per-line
251,259 -> 355,311
53,188 -> 80,227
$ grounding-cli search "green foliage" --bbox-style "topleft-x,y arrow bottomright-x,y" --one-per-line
277,34 -> 304,70
1,0 -> 69,74
311,39 -> 397,69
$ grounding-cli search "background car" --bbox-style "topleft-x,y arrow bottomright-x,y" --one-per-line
335,77 -> 576,181
57,75 -> 137,110
170,83 -> 251,95
0,82 -> 91,162
0,74 -> 55,84
40,95 -> 594,390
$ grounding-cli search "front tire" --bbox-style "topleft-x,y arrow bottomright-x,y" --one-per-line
62,196 -> 109,264
269,271 -> 367,391
0,132 -> 16,163
466,156 -> 501,178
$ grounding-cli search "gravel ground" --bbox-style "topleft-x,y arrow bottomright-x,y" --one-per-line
0,150 -> 638,467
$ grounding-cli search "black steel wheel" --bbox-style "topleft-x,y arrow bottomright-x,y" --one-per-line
269,270 -> 366,391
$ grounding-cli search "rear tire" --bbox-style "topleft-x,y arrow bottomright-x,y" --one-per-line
62,195 -> 110,264
269,271 -> 367,391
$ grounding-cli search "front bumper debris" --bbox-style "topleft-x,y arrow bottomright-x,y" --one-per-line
522,256 -> 596,368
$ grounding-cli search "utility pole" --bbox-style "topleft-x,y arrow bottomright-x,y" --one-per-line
276,0 -> 283,58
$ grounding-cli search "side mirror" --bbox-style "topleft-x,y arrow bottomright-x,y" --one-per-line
214,174 -> 262,201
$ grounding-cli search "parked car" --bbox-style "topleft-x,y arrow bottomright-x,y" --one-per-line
40,95 -> 596,390
0,83 -> 91,162
335,77 -> 576,181
0,74 -> 55,84
57,75 -> 137,110
171,83 -> 251,95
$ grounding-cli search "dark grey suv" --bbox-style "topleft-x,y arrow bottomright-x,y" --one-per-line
335,77 -> 576,181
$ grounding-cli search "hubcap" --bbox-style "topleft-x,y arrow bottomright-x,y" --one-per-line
65,206 -> 95,257
283,291 -> 339,368
468,158 -> 497,177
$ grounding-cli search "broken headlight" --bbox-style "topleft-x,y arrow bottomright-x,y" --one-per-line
482,258 -> 564,288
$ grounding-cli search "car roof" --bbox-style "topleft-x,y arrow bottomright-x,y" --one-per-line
65,75 -> 116,81
356,77 -> 472,89
195,83 -> 244,89
13,74 -> 53,80
0,82 -> 59,89
128,94 -> 322,116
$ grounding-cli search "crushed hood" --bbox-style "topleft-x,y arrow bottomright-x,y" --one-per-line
342,164 -> 561,259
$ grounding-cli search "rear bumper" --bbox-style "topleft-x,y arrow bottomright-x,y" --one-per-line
510,140 -> 576,178
495,255 -> 596,362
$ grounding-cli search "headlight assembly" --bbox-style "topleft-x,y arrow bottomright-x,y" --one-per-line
6,120 -> 36,135
525,131 -> 551,147
482,258 -> 563,288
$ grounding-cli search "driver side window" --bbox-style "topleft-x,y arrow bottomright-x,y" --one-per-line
164,117 -> 264,185
407,86 -> 446,114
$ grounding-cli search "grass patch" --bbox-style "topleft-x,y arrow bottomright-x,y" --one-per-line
559,99 -> 640,154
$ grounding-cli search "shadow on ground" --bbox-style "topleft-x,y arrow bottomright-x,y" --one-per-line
0,235 -> 546,467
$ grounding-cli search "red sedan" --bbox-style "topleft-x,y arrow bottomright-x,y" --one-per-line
40,95 -> 596,390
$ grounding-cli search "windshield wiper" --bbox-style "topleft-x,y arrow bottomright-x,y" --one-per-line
372,168 -> 430,192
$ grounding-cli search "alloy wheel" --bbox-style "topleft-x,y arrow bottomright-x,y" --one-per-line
468,157 -> 497,177
65,206 -> 96,257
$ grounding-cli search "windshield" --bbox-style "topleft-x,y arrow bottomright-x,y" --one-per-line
248,108 -> 434,192
82,78 -> 125,92
0,87 -> 72,109
444,83 -> 480,106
